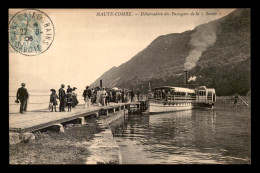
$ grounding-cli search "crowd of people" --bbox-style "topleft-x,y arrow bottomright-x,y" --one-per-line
82,86 -> 141,108
56,84 -> 79,112
15,82 -> 142,114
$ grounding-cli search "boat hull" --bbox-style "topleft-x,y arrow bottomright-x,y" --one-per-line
149,101 -> 193,114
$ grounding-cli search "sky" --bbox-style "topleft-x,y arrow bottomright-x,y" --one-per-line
9,8 -> 235,92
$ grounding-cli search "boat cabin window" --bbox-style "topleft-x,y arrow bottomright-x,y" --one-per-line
188,93 -> 195,97
153,88 -> 174,98
198,91 -> 206,96
152,87 -> 196,99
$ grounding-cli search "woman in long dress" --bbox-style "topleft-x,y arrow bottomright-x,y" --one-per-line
72,87 -> 79,107
100,87 -> 107,106
96,87 -> 101,106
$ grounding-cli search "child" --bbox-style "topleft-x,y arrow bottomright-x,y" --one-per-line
66,92 -> 73,112
50,89 -> 58,112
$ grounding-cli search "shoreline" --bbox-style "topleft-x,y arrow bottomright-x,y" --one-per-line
85,110 -> 128,164
9,95 -> 250,164
9,109 -> 127,165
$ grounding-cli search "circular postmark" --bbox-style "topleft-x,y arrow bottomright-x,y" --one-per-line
9,9 -> 55,56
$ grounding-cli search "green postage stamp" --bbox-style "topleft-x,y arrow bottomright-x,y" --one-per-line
9,9 -> 55,56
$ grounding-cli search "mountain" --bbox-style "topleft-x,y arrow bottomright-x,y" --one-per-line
90,9 -> 250,96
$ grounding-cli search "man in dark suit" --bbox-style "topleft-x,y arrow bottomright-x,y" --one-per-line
136,89 -> 140,101
130,89 -> 135,102
67,85 -> 72,93
16,83 -> 29,114
59,84 -> 66,112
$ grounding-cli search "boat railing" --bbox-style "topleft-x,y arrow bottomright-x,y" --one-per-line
139,94 -> 148,101
150,95 -> 215,104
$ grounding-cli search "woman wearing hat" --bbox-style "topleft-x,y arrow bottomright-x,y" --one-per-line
50,89 -> 58,112
72,87 -> 79,107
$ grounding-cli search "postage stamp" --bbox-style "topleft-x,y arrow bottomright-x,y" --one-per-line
9,9 -> 55,56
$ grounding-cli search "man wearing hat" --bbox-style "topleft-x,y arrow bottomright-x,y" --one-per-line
83,86 -> 92,108
16,83 -> 29,113
59,84 -> 66,112
67,85 -> 72,93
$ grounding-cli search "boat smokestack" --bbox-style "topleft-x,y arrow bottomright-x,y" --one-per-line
184,70 -> 188,85
100,79 -> 102,88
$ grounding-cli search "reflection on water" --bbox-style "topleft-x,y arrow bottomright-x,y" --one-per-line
110,106 -> 251,164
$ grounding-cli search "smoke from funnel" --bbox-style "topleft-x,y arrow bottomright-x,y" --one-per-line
184,22 -> 217,70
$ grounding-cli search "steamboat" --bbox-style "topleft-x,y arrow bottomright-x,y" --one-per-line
148,71 -> 216,114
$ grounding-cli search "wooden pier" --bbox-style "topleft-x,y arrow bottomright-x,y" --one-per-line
9,101 -> 148,134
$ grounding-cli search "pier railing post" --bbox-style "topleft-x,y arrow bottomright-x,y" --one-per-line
49,124 -> 65,133
76,117 -> 86,125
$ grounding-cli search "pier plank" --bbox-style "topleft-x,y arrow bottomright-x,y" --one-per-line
9,102 -> 141,133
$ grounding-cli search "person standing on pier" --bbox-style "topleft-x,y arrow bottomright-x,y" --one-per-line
92,88 -> 97,105
105,88 -> 111,106
59,84 -> 66,112
116,90 -> 121,103
125,89 -> 129,102
101,87 -> 107,106
112,90 -> 116,102
67,85 -> 72,93
136,89 -> 140,101
16,83 -> 29,114
91,88 -> 96,104
121,89 -> 125,103
96,87 -> 101,106
72,87 -> 79,107
83,86 -> 92,108
130,89 -> 135,102
66,92 -> 73,112
50,89 -> 58,112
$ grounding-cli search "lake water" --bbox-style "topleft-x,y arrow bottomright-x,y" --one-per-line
110,99 -> 251,164
9,91 -> 85,113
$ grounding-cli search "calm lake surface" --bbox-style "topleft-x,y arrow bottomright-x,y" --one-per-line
9,91 -> 85,113
110,99 -> 251,164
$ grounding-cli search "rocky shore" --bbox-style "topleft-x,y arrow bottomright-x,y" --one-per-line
9,110 -> 126,165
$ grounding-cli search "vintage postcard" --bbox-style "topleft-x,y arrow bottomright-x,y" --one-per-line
9,8 -> 251,164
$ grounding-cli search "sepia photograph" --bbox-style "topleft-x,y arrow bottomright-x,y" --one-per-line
9,8 -> 251,164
